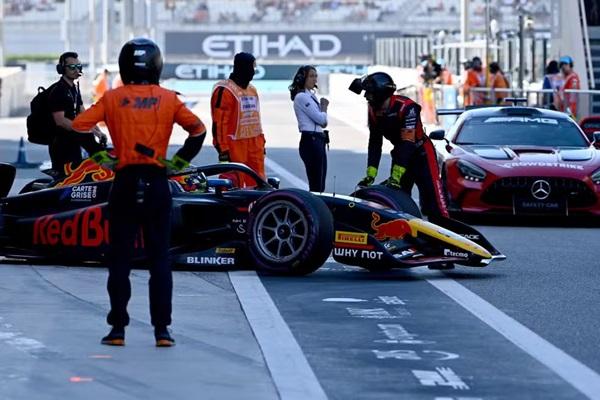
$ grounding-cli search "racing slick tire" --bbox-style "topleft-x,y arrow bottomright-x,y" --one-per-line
248,189 -> 334,276
351,185 -> 422,217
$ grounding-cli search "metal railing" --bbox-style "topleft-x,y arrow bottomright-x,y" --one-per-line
399,85 -> 600,127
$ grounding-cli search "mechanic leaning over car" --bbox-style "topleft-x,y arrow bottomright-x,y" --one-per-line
351,72 -> 449,219
211,52 -> 266,187
49,51 -> 107,175
72,38 -> 207,347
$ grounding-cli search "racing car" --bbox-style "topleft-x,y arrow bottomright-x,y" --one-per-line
433,105 -> 600,217
0,160 -> 505,275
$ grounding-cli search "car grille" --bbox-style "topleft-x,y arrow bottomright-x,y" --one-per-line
481,177 -> 597,207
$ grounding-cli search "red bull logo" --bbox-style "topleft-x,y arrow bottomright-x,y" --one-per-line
55,159 -> 115,188
33,207 -> 108,247
371,212 -> 413,241
33,206 -> 144,248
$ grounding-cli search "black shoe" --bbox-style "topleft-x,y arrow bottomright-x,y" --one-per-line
154,327 -> 175,347
101,327 -> 125,346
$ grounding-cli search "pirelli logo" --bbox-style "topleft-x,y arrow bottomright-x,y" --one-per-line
335,231 -> 368,245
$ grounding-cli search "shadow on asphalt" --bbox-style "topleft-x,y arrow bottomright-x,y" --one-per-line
262,268 -> 505,282
455,214 -> 600,228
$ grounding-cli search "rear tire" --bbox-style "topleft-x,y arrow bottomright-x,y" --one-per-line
351,185 -> 422,217
248,189 -> 333,276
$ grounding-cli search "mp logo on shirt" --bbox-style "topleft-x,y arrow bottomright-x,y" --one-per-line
240,96 -> 258,112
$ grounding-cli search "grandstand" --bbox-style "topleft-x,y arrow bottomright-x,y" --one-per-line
1,0 -> 552,62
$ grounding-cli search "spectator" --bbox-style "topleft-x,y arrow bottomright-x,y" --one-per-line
542,60 -> 562,110
556,55 -> 580,118
488,62 -> 509,104
463,56 -> 486,106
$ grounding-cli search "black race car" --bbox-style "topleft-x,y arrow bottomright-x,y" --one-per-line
0,161 -> 505,275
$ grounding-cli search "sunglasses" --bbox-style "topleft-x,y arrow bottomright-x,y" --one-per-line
66,64 -> 83,71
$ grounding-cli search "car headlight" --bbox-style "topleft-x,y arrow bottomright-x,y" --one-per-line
592,168 -> 600,185
457,159 -> 487,182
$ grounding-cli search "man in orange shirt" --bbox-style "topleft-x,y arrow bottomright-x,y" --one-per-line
73,38 -> 206,347
557,56 -> 580,118
489,62 -> 509,104
92,68 -> 110,102
463,57 -> 486,106
211,52 -> 266,187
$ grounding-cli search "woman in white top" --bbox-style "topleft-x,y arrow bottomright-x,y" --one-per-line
289,65 -> 329,192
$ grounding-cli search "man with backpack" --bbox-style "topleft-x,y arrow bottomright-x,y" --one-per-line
27,51 -> 106,175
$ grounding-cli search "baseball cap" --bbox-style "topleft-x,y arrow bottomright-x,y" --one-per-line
559,56 -> 573,65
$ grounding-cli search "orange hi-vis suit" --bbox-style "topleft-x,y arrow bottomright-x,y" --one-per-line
463,69 -> 486,106
73,84 -> 206,169
92,72 -> 110,102
211,79 -> 266,186
490,72 -> 509,104
559,72 -> 580,118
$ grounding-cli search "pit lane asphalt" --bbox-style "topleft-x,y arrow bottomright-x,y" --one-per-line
1,93 -> 599,399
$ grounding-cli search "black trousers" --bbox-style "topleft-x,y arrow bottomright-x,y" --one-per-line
392,140 -> 449,219
106,165 -> 173,328
49,133 -> 83,172
299,132 -> 327,192
49,131 -> 103,173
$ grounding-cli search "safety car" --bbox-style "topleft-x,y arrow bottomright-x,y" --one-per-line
432,105 -> 600,216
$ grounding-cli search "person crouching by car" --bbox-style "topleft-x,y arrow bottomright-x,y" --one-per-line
350,72 -> 449,220
73,38 -> 207,347
289,65 -> 329,192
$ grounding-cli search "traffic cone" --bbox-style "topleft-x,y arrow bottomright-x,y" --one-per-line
12,137 -> 41,169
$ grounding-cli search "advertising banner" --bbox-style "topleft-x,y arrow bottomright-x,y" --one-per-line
162,63 -> 368,80
165,31 -> 397,60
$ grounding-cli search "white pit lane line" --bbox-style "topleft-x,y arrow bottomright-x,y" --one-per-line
229,271 -> 327,400
262,157 -> 600,400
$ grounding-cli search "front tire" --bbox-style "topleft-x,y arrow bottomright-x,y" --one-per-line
351,185 -> 422,217
248,189 -> 334,275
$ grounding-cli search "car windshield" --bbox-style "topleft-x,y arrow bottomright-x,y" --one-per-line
455,116 -> 589,147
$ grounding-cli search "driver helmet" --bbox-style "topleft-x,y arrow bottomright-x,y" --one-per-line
118,38 -> 163,85
349,72 -> 396,108
172,172 -> 207,193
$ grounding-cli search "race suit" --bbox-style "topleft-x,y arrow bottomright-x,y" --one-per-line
367,95 -> 449,219
211,79 -> 266,187
558,72 -> 580,118
463,69 -> 486,106
73,84 -> 206,329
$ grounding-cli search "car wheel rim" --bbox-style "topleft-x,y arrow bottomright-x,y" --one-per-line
254,201 -> 309,263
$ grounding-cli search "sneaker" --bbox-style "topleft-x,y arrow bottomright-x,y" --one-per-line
154,327 -> 175,347
101,327 -> 125,346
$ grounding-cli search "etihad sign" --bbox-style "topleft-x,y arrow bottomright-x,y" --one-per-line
202,34 -> 341,58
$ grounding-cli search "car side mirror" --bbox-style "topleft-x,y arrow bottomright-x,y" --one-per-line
429,129 -> 446,140
593,131 -> 600,148
267,177 -> 280,189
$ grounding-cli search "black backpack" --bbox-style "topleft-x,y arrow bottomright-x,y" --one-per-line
26,83 -> 58,145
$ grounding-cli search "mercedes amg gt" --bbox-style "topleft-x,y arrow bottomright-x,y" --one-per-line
432,106 -> 600,216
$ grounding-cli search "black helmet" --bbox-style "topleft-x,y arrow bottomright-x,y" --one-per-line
118,38 -> 163,85
349,72 -> 396,108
